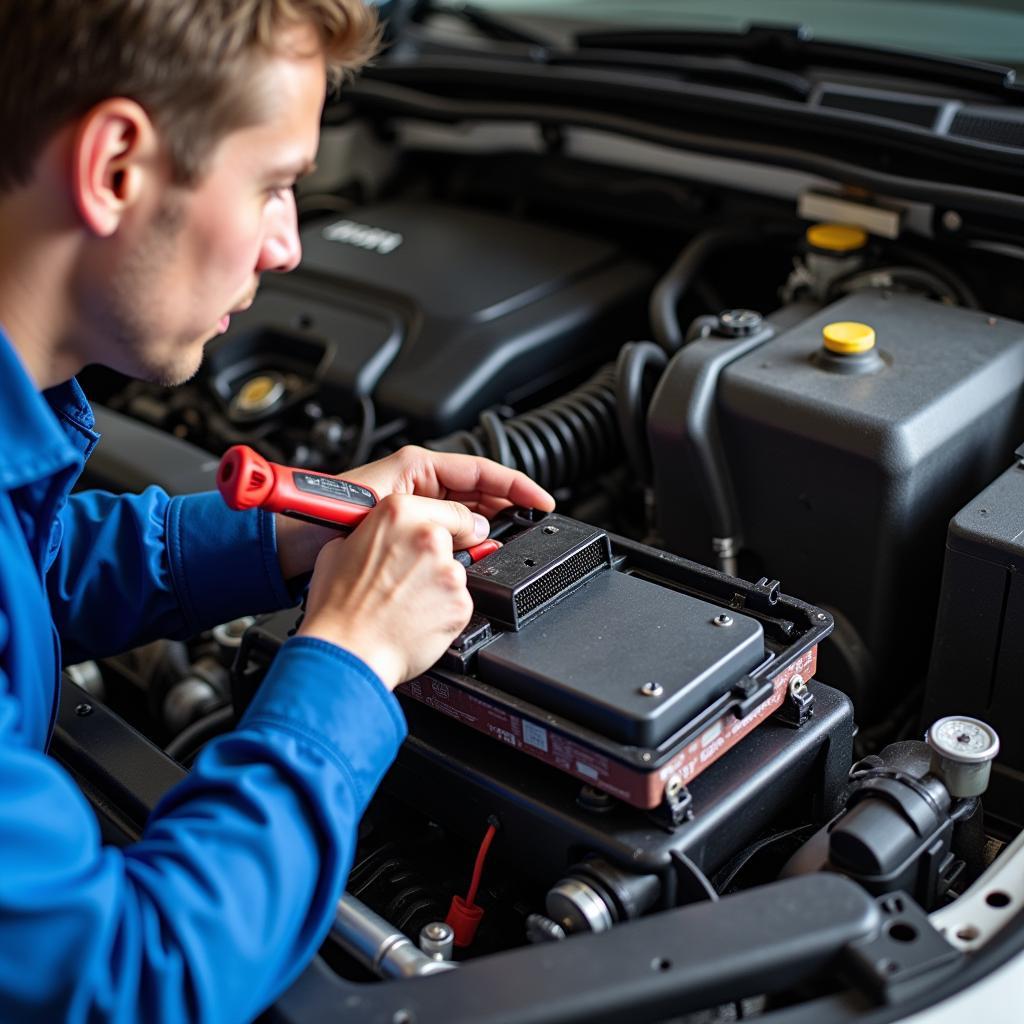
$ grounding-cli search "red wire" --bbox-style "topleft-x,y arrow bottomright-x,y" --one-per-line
464,823 -> 497,906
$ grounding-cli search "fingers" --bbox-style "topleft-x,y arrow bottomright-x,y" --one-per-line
383,448 -> 556,514
298,490 -> 477,689
375,493 -> 490,551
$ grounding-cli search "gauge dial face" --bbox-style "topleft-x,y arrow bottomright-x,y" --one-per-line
929,717 -> 999,763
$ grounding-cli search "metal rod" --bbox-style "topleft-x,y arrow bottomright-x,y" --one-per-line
331,894 -> 458,979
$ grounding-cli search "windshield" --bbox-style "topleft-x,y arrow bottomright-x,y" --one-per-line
437,0 -> 1024,69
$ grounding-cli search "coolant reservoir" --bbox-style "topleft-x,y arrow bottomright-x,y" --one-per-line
649,291 -> 1024,713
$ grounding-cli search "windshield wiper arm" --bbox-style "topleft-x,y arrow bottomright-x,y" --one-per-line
411,5 -> 812,101
576,23 -> 1021,102
549,49 -> 812,101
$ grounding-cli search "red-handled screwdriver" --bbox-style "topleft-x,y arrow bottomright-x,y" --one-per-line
216,445 -> 501,566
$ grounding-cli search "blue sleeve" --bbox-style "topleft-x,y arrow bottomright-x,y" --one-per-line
0,633 -> 407,1023
47,488 -> 294,663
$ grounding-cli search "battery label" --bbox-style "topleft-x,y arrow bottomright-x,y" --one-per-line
523,720 -> 549,752
397,647 -> 818,810
292,472 -> 376,508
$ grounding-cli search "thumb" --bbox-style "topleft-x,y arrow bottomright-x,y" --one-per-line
401,495 -> 490,550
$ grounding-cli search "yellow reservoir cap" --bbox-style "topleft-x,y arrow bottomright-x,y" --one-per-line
236,374 -> 285,412
806,223 -> 869,253
822,321 -> 876,355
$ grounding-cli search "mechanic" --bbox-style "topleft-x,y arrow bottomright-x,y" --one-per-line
0,2 -> 554,1021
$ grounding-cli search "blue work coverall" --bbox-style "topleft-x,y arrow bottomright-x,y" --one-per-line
0,329 -> 407,1022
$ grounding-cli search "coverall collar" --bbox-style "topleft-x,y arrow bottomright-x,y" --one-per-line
0,327 -> 99,492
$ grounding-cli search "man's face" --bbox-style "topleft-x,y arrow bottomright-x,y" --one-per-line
91,27 -> 324,385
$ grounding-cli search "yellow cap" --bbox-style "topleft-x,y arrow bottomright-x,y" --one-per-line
822,321 -> 876,355
806,223 -> 869,253
236,374 -> 284,412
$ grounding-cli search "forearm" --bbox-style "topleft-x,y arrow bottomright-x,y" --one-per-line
0,640 -> 406,1023
49,490 -> 295,662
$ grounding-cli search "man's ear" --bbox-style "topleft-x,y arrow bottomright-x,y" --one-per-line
70,98 -> 160,237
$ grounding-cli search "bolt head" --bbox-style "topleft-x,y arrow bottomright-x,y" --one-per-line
717,308 -> 763,337
640,681 -> 664,698
74,703 -> 92,717
942,210 -> 963,232
713,614 -> 733,628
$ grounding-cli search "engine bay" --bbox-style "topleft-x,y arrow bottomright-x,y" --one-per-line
59,18 -> 1024,1021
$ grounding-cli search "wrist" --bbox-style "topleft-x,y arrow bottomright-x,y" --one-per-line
275,513 -> 338,581
295,617 -> 404,691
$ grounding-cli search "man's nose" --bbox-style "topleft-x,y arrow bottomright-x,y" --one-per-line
257,189 -> 302,274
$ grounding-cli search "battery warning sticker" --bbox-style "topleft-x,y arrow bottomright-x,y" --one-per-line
292,471 -> 376,508
398,647 -> 817,810
522,720 -> 549,752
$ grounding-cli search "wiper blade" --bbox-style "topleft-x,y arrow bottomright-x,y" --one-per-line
412,5 -> 812,102
576,23 -> 1021,102
549,49 -> 812,102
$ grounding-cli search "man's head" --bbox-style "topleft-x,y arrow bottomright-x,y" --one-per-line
0,0 -> 378,196
0,1 -> 378,387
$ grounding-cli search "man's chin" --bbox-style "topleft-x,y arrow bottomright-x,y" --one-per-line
131,340 -> 207,388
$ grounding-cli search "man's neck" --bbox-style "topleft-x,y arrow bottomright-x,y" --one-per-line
0,187 -> 85,390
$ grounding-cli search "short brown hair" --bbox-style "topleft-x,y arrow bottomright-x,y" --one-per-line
0,0 -> 380,194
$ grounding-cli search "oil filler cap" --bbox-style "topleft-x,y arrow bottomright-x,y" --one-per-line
822,321 -> 876,355
806,223 -> 869,254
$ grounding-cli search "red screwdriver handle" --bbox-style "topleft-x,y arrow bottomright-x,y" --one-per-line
216,445 -> 502,563
217,445 -> 378,530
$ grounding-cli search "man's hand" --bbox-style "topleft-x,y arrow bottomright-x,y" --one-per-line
296,494 -> 478,689
275,446 -> 555,581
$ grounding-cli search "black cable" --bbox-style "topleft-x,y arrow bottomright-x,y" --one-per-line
886,243 -> 980,308
164,705 -> 235,764
614,341 -> 667,484
828,265 -> 964,306
349,395 -> 377,468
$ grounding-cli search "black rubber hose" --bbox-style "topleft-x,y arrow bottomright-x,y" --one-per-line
164,704 -> 234,764
649,225 -> 767,354
427,346 -> 674,492
426,363 -> 622,492
615,341 -> 667,484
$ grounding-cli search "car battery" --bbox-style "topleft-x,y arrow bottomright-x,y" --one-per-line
923,449 -> 1024,828
648,291 -> 1024,715
234,510 -> 839,825
233,510 -> 851,890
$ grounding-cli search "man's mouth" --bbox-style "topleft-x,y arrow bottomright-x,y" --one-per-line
216,295 -> 256,336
